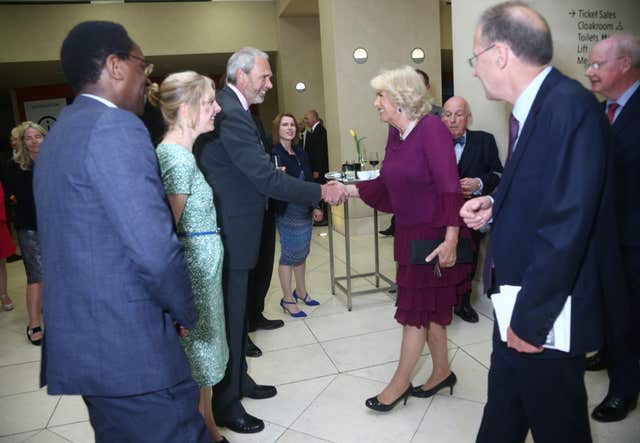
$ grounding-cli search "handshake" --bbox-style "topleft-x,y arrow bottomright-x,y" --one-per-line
320,181 -> 351,205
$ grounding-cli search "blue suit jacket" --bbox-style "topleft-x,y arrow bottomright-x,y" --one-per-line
35,96 -> 197,396
490,68 -> 617,356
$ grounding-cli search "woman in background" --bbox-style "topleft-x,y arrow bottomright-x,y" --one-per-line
345,66 -> 472,411
7,122 -> 46,344
272,113 -> 322,318
149,71 -> 229,443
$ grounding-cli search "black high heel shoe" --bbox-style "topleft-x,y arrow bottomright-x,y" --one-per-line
411,372 -> 457,398
365,385 -> 413,412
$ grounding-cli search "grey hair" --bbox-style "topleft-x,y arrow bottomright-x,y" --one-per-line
479,1 -> 553,66
226,47 -> 269,84
613,35 -> 640,69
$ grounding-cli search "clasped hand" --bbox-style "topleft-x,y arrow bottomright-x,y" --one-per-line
460,196 -> 493,230
321,181 -> 349,205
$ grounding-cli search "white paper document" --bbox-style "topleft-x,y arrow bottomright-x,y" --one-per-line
491,285 -> 572,352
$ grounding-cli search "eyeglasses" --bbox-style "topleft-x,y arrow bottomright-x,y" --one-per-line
585,56 -> 625,71
116,52 -> 154,77
468,44 -> 496,68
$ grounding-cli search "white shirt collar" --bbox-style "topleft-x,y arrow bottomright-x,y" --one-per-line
311,121 -> 320,131
227,83 -> 249,111
80,93 -> 117,108
511,66 -> 552,139
400,120 -> 417,140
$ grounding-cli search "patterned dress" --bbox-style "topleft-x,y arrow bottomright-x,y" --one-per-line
156,143 -> 229,387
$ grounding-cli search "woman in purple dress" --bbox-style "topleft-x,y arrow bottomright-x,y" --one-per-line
346,66 -> 472,412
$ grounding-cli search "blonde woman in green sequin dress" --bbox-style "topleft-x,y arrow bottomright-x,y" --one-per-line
149,72 -> 229,443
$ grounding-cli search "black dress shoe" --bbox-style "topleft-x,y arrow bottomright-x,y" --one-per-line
246,339 -> 262,358
218,412 -> 264,434
6,254 -> 21,263
454,295 -> 479,323
249,314 -> 285,332
379,226 -> 395,236
411,372 -> 457,398
244,384 -> 277,399
585,351 -> 607,371
591,394 -> 638,422
365,385 -> 412,412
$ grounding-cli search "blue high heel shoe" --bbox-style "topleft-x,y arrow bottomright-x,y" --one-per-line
292,289 -> 320,306
280,298 -> 307,318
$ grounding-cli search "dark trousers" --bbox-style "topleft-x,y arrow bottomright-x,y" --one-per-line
605,246 -> 640,397
477,340 -> 591,443
247,210 -> 276,326
83,378 -> 208,443
213,267 -> 257,419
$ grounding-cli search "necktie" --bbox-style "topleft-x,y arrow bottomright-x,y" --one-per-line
607,102 -> 619,124
483,113 -> 520,295
506,113 -> 519,164
453,135 -> 466,146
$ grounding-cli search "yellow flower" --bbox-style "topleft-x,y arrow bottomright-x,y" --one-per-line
349,129 -> 356,138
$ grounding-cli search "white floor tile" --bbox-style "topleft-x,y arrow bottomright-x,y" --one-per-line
321,328 -> 406,372
247,344 -> 337,386
446,314 -> 494,347
291,374 -> 430,443
305,304 -> 398,342
249,321 -> 317,353
47,421 -> 94,443
18,430 -> 69,443
460,340 -> 492,369
48,395 -> 89,427
591,407 -> 640,443
414,395 -> 484,443
243,375 -> 335,428
0,391 -> 59,436
0,330 -> 41,367
0,430 -> 39,443
0,362 -> 40,397
449,349 -> 488,403
305,291 -> 394,318
276,429 -> 335,443
584,369 -> 612,408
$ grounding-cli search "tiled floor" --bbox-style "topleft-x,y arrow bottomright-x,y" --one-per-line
1,228 -> 639,442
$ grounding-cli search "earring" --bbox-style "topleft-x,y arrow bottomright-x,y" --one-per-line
397,107 -> 402,113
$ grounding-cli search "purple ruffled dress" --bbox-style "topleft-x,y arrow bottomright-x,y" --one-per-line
357,115 -> 472,327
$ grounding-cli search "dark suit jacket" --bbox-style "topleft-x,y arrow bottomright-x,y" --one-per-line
35,96 -> 196,395
195,86 -> 320,270
611,85 -> 640,247
305,123 -> 328,177
490,68 -> 616,356
458,129 -> 503,196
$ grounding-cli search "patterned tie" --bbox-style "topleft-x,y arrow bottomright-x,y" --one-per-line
483,113 -> 520,295
607,102 -> 619,124
453,135 -> 466,146
506,113 -> 520,164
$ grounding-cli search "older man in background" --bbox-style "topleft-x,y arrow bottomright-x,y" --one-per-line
585,33 -> 640,423
441,96 -> 503,323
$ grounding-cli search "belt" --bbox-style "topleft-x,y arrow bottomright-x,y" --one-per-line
177,228 -> 221,238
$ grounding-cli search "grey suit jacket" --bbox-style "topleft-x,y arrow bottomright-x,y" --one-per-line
195,86 -> 320,270
35,95 -> 196,395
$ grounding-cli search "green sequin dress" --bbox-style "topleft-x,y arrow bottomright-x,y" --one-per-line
156,143 -> 229,387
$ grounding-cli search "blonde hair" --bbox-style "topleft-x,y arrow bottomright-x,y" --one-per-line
370,65 -> 431,120
147,71 -> 215,131
271,113 -> 299,146
14,121 -> 46,171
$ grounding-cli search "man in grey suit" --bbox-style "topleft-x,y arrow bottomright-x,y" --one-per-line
195,47 -> 346,434
34,22 -> 208,442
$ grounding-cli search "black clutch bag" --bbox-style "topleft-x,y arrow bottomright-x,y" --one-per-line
409,238 -> 474,266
